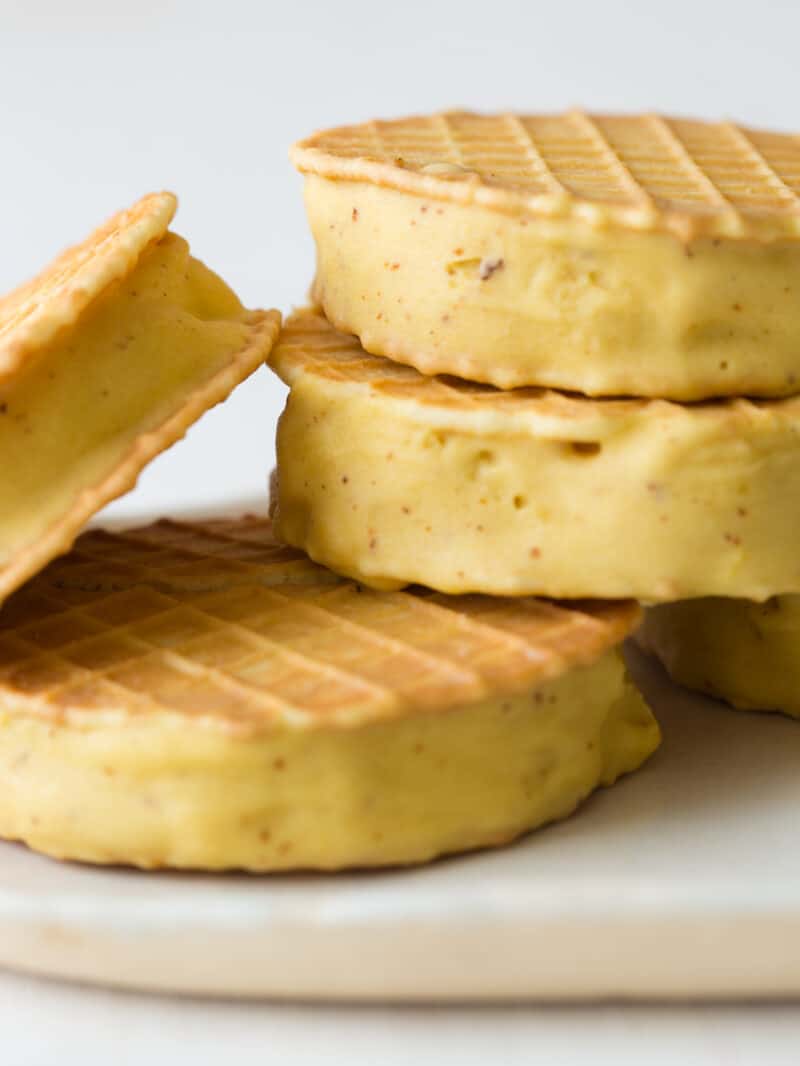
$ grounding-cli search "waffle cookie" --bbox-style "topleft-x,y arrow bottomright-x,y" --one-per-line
0,192 -> 280,604
293,111 -> 800,399
270,310 -> 800,603
0,516 -> 658,871
639,597 -> 800,718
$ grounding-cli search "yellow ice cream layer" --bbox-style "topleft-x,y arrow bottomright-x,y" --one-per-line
0,649 -> 658,870
271,311 -> 800,603
640,597 -> 800,718
306,175 -> 800,399
0,233 -> 260,600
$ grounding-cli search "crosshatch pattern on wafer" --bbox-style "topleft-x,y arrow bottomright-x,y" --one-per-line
292,111 -> 800,239
272,309 -> 648,418
0,517 -> 638,734
0,192 -> 177,377
272,310 -> 800,427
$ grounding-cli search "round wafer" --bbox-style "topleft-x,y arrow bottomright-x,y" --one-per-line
294,111 -> 800,399
0,516 -> 658,871
270,310 -> 800,603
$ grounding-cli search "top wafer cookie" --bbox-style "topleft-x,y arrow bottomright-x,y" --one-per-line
293,111 -> 800,397
293,111 -> 800,240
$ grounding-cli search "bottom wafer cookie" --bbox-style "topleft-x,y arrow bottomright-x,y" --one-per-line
0,517 -> 659,871
639,597 -> 800,718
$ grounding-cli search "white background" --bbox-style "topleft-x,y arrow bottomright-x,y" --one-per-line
4,0 -> 800,1060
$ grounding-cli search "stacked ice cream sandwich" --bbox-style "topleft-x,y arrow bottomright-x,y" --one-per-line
275,114 -> 800,734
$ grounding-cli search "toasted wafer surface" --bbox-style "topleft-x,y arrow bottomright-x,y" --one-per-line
0,194 -> 280,603
4,516 -> 639,730
0,516 -> 658,870
639,597 -> 800,718
0,192 -> 177,380
295,112 -> 800,397
270,310 -> 800,602
293,111 -> 800,240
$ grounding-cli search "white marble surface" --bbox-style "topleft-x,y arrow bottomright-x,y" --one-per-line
4,969 -> 800,1066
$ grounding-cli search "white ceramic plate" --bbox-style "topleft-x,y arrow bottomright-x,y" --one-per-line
2,502 -> 800,1000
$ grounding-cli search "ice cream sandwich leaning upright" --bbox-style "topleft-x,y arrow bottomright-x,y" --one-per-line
0,192 -> 280,602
